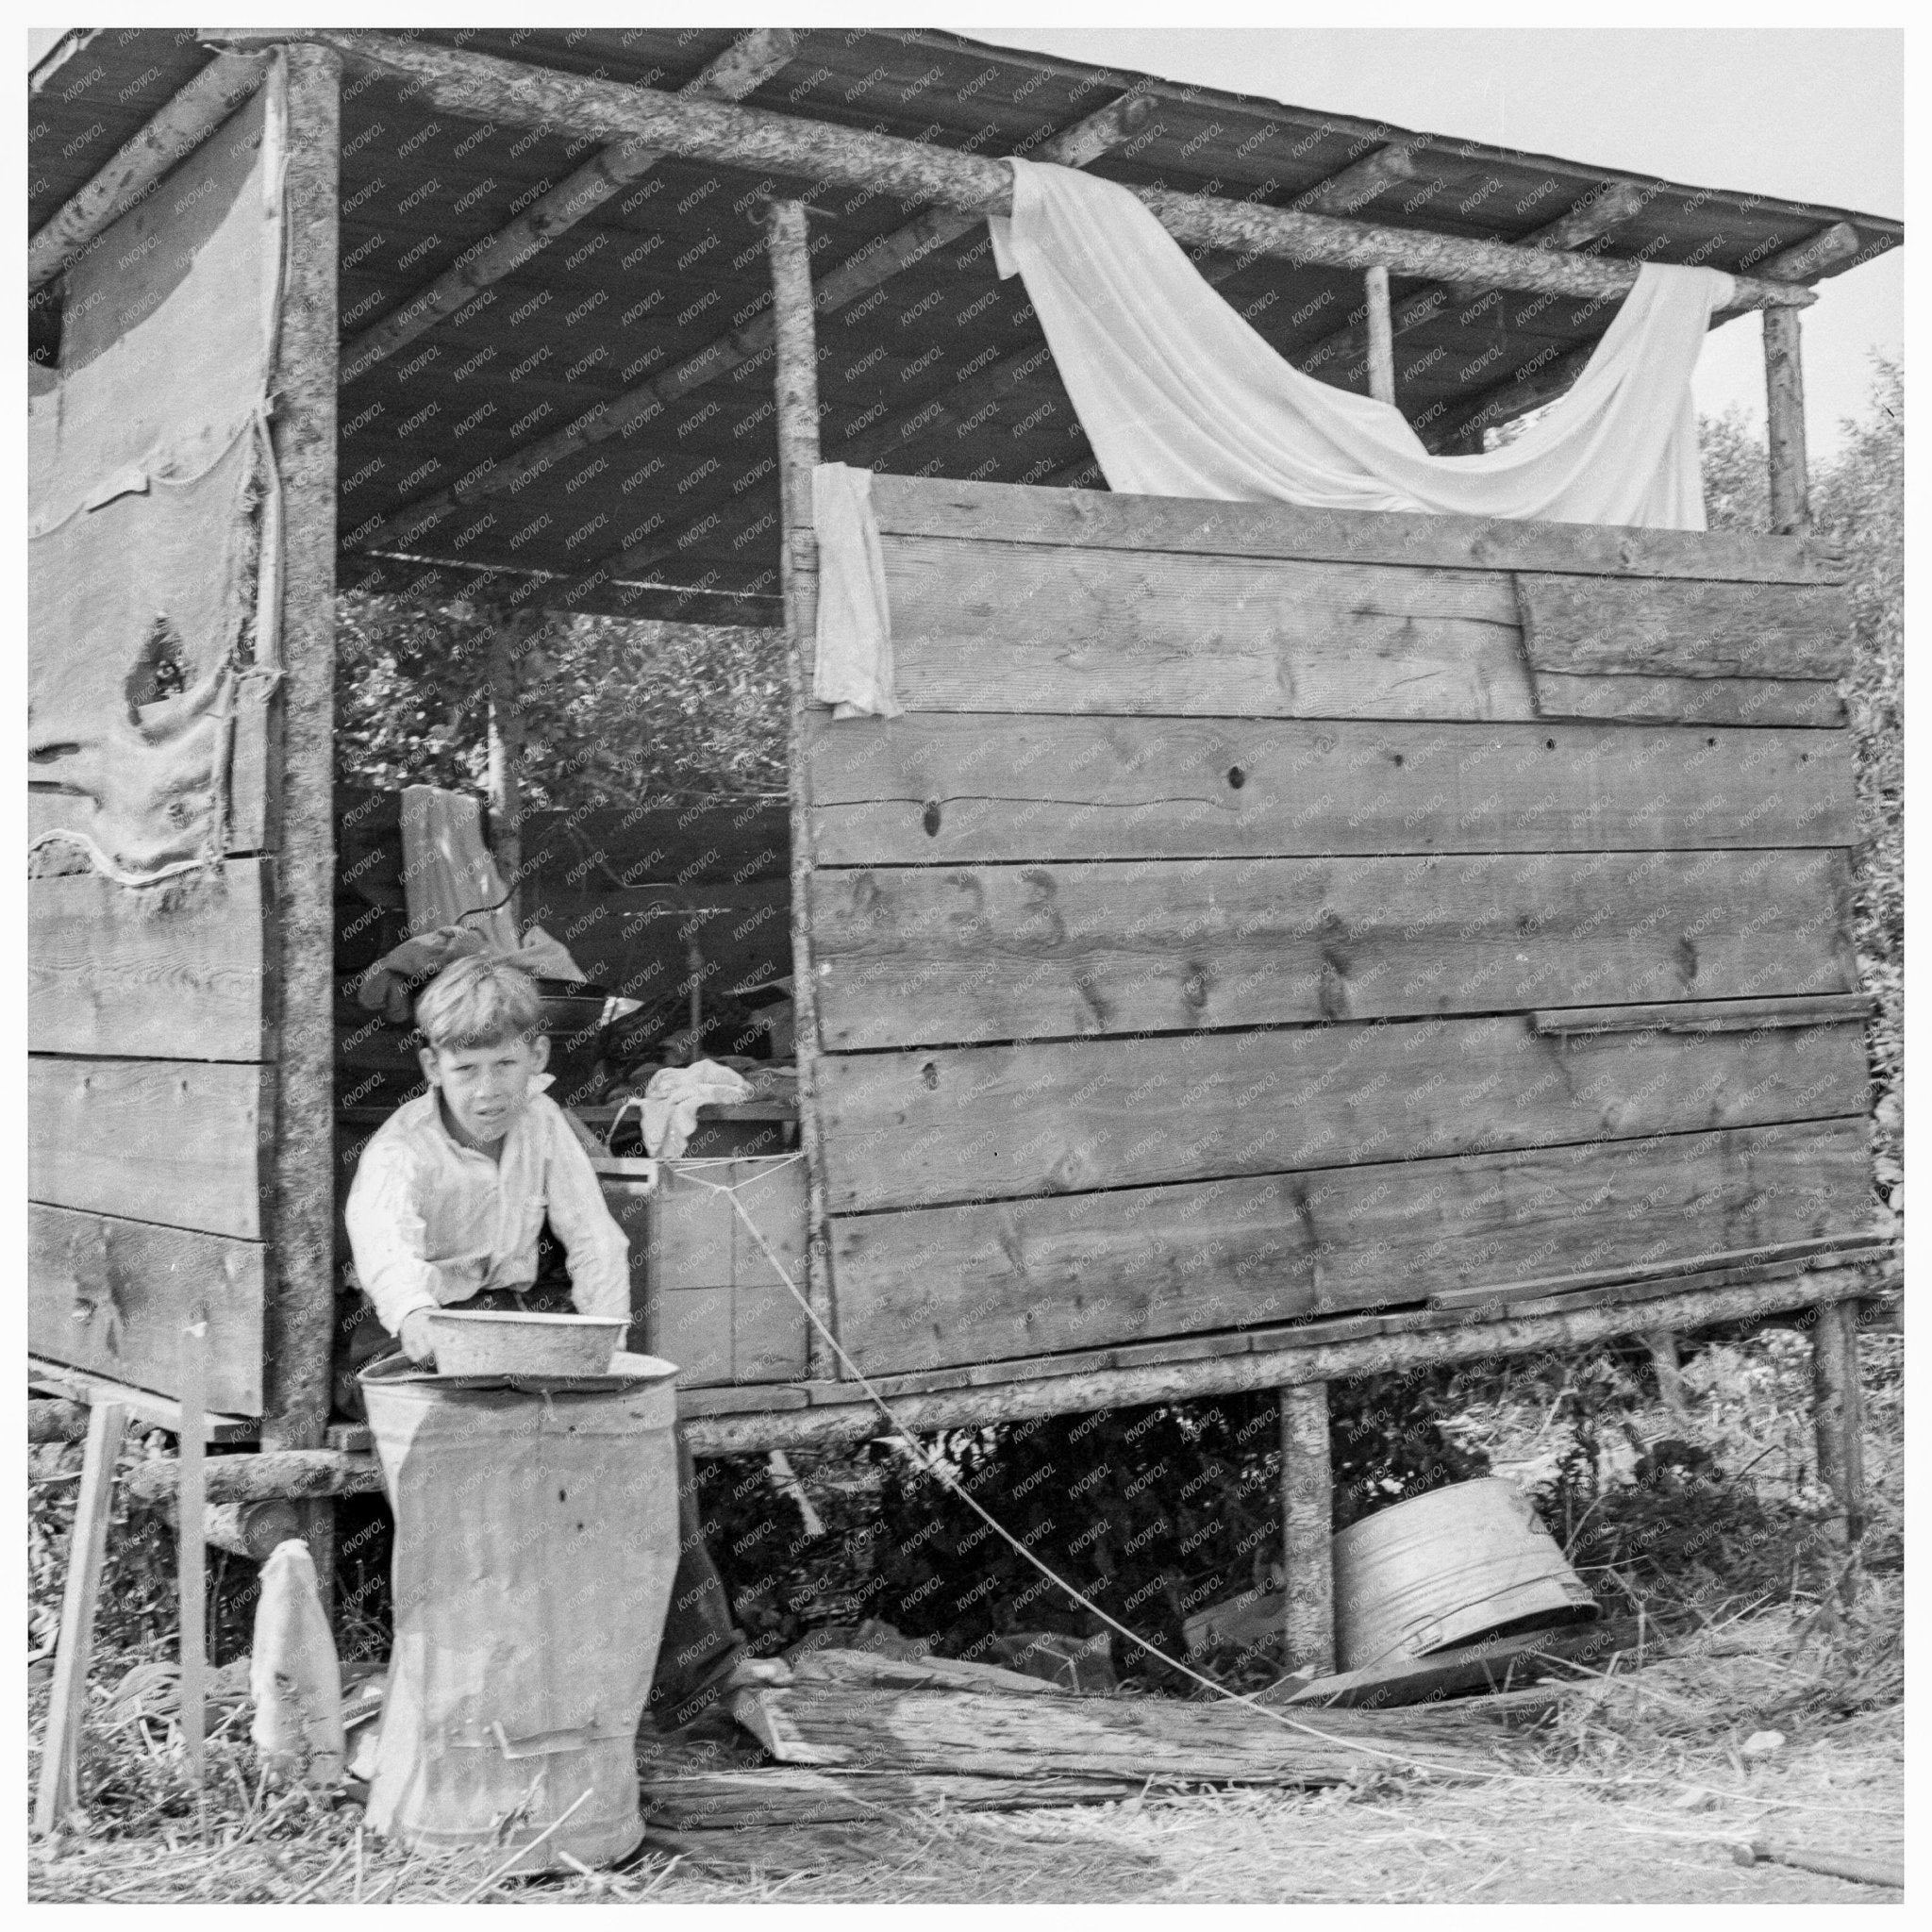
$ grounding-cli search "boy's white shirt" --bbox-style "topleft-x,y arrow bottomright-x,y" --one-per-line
344,1074 -> 630,1334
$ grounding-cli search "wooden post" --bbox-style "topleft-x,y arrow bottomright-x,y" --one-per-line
176,1314 -> 208,1790
486,613 -> 528,931
1279,1383 -> 1336,1675
262,42 -> 342,1611
34,1402 -> 128,1835
1810,1299 -> 1865,1547
1364,265 -> 1396,408
768,198 -> 838,1381
1644,1329 -> 1690,1425
1764,307 -> 1811,535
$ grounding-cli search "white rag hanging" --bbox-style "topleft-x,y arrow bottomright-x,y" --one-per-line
810,460 -> 902,718
989,159 -> 1733,529
638,1058 -> 754,1159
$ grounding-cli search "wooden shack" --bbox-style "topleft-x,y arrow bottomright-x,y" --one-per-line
27,27 -> 1901,1662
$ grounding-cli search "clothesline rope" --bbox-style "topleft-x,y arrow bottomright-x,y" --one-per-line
679,1159 -> 1524,1778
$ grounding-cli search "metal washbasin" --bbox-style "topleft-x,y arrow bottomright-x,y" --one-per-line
421,1308 -> 626,1378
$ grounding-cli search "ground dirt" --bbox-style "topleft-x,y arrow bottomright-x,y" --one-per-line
27,1332 -> 1905,1905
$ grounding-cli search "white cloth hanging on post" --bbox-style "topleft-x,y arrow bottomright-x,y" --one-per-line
810,460 -> 903,719
988,158 -> 1733,529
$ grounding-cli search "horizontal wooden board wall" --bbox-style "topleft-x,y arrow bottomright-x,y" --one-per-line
1527,672 -> 1843,729
867,476 -> 1850,586
811,846 -> 1857,1049
28,1202 -> 267,1414
815,1011 -> 1870,1214
28,859 -> 276,1060
859,538 -> 1849,727
830,1116 -> 1874,1375
806,715 -> 1857,866
877,539 -> 1530,720
28,1058 -> 275,1241
1516,575 -> 1853,682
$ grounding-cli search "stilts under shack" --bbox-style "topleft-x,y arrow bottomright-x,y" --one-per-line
28,28 -> 1902,1685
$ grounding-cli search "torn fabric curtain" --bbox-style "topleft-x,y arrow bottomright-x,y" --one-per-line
27,65 -> 285,882
811,461 -> 902,719
989,158 -> 1731,529
29,424 -> 275,879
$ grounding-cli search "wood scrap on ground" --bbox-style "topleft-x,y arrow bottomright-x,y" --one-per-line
642,1766 -> 1148,1830
634,1639 -> 1567,1838
725,1680 -> 1515,1785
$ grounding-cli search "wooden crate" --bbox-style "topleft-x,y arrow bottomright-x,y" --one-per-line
600,1157 -> 808,1387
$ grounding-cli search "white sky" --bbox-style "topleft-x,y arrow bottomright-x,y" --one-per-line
968,26 -> 1905,457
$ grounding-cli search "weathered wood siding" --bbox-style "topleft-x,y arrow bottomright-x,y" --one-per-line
801,478 -> 1873,1377
27,868 -> 277,1412
25,82 -> 289,1414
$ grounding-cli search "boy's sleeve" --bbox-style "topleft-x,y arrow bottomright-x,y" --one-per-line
344,1141 -> 443,1336
543,1111 -> 633,1323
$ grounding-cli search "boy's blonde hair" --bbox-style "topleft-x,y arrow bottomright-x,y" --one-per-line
415,956 -> 544,1051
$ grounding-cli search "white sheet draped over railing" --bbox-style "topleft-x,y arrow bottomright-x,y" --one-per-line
989,158 -> 1733,530
809,159 -> 1737,719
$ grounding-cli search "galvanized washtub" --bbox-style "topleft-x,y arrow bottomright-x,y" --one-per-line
1332,1477 -> 1598,1674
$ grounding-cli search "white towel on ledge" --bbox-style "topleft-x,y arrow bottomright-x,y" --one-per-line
811,461 -> 902,719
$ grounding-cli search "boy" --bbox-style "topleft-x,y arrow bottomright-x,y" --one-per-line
346,954 -> 626,1359
344,955 -> 774,1724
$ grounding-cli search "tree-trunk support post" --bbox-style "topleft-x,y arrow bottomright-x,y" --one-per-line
1644,1328 -> 1690,1424
1764,306 -> 1811,535
1279,1382 -> 1337,1675
769,198 -> 838,1380
1364,264 -> 1397,408
263,41 -> 342,1615
680,1267 -> 1885,1457
1810,1298 -> 1865,1548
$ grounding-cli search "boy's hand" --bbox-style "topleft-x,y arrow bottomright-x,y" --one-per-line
399,1309 -> 438,1368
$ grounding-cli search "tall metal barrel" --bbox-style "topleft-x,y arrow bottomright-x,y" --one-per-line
1332,1477 -> 1597,1674
359,1360 -> 680,1870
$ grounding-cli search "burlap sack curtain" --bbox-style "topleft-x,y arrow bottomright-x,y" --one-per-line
28,58 -> 286,882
